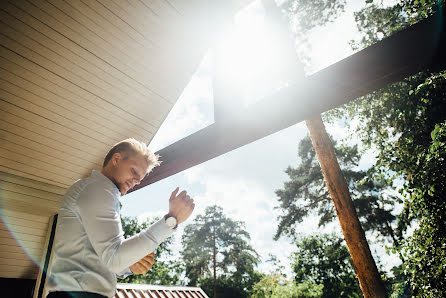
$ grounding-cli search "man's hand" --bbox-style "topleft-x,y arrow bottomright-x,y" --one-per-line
130,252 -> 155,274
168,187 -> 195,225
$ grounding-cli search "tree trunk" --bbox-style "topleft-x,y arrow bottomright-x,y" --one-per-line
306,115 -> 386,298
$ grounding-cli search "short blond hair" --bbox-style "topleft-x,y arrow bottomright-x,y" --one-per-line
103,138 -> 160,173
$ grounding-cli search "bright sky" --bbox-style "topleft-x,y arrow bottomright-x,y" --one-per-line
121,0 -> 401,279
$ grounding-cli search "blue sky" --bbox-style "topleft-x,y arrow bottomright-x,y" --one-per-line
120,0 -> 401,277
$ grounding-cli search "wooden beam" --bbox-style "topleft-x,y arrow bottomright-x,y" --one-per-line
130,7 -> 446,192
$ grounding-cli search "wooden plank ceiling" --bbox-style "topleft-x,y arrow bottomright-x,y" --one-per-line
0,0 -> 251,279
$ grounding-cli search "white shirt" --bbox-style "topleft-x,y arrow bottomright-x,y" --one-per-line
47,170 -> 173,298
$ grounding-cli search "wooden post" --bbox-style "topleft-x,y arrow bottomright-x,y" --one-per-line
33,214 -> 58,298
306,116 -> 386,297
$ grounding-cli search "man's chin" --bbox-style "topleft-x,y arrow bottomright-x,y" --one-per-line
117,184 -> 128,196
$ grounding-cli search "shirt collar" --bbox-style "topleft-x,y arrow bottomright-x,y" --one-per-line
91,170 -> 121,196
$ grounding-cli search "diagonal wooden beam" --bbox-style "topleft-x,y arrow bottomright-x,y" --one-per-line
130,7 -> 446,193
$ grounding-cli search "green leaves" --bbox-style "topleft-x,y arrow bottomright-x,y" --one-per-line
431,124 -> 440,140
292,233 -> 362,297
120,216 -> 181,285
274,134 -> 398,246
181,205 -> 260,297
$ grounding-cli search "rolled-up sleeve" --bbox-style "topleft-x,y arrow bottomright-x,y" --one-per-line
76,183 -> 173,273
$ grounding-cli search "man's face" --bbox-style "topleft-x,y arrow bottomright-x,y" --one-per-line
110,153 -> 148,196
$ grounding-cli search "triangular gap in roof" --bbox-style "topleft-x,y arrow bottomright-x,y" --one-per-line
149,0 -> 307,152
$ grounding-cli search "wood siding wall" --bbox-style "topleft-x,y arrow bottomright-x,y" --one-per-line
0,171 -> 65,279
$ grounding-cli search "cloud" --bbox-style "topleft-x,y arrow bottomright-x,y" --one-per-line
182,162 -> 344,277
149,57 -> 214,151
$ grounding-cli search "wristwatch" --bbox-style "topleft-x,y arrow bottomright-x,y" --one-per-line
164,214 -> 178,230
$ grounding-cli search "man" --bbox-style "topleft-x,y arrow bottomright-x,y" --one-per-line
46,139 -> 195,298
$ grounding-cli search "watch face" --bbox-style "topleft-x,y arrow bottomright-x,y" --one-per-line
166,216 -> 177,229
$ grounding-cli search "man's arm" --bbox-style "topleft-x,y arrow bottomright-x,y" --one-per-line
77,185 -> 171,273
77,185 -> 194,274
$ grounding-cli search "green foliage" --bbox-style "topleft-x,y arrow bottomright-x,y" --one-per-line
398,121 -> 446,296
119,216 -> 181,285
330,2 -> 446,293
279,0 -> 346,64
274,134 -> 400,249
336,70 -> 446,279
292,233 -> 362,297
181,205 -> 260,298
349,3 -> 409,50
364,0 -> 444,23
281,0 -> 346,30
251,275 -> 323,298
400,0 -> 444,22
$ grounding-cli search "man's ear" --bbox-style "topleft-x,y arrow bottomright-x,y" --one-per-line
111,152 -> 122,166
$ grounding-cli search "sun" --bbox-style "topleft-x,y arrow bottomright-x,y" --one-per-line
213,3 -> 297,108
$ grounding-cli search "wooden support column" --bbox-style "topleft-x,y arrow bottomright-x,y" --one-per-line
33,214 -> 58,298
306,115 -> 386,297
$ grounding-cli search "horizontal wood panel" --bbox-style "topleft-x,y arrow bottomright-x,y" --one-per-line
0,165 -> 69,190
0,46 -> 156,135
0,155 -> 78,187
1,189 -> 61,210
66,0 -> 152,56
0,171 -> 66,196
0,20 -> 168,126
0,229 -> 46,244
0,136 -> 89,176
0,263 -> 39,279
0,91 -> 110,154
0,250 -> 40,262
0,6 -> 165,107
0,147 -> 82,182
0,32 -> 165,127
0,179 -> 61,202
0,56 -> 150,142
0,244 -> 42,259
0,73 -> 121,145
0,256 -> 37,267
0,53 -> 154,138
0,195 -> 59,216
0,236 -> 44,250
0,209 -> 50,225
0,220 -> 48,238
15,0 -> 175,107
32,0 -> 169,92
50,0 -> 189,92
0,123 -> 102,171
0,215 -> 49,231
0,112 -> 103,166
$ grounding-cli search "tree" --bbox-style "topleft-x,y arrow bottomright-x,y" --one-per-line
181,205 -> 260,298
274,134 -> 400,250
265,0 -> 387,293
119,216 -> 181,285
251,274 -> 323,298
329,1 -> 446,295
279,0 -> 346,66
292,233 -> 362,297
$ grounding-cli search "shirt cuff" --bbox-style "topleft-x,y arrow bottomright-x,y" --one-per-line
116,267 -> 133,279
149,216 -> 174,237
